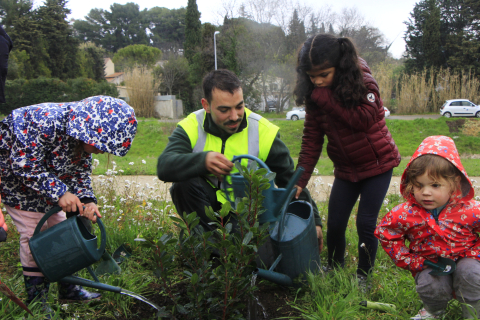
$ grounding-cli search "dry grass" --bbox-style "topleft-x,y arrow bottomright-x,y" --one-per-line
124,68 -> 160,118
395,69 -> 434,114
461,119 -> 480,137
371,62 -> 397,109
390,67 -> 480,114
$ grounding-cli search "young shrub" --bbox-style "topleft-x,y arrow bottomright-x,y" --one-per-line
143,163 -> 272,319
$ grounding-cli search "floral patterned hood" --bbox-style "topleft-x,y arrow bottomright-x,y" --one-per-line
400,135 -> 473,202
66,96 -> 137,157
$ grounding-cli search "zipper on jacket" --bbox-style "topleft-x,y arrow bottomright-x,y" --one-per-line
365,134 -> 380,165
221,141 -> 226,154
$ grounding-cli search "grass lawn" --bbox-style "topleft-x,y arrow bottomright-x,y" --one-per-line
93,117 -> 480,176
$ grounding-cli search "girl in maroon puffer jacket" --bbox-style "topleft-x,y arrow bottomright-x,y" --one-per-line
293,33 -> 400,290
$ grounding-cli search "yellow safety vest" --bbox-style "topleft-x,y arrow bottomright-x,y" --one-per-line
178,108 -> 279,203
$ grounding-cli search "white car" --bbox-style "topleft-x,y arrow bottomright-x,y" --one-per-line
286,107 -> 306,121
440,99 -> 480,118
384,107 -> 390,118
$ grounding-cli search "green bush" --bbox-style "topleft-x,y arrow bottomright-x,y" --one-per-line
0,78 -> 119,114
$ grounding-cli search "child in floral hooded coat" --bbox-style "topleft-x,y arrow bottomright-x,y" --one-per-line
375,135 -> 480,319
0,96 -> 137,316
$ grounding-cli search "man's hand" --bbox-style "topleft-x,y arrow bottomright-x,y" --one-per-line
58,192 -> 84,215
205,152 -> 234,180
81,202 -> 102,223
316,225 -> 323,253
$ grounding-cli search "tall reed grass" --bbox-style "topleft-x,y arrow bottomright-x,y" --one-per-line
388,67 -> 480,114
124,68 -> 160,118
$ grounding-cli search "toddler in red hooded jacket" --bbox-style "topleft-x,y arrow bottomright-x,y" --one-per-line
375,135 -> 480,319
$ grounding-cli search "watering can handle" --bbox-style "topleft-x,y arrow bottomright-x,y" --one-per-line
222,155 -> 272,206
33,206 -> 107,257
231,155 -> 271,171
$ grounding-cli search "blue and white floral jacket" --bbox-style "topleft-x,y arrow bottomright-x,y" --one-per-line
0,96 -> 137,213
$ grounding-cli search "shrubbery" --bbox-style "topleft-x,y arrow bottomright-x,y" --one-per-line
0,78 -> 119,114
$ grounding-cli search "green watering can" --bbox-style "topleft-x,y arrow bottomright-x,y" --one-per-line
29,207 -> 160,311
225,155 -> 321,287
425,257 -> 456,276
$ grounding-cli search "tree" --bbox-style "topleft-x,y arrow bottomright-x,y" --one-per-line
403,0 -> 479,73
36,0 -> 79,79
184,0 -> 202,63
422,0 -> 442,68
112,44 -> 162,71
0,0 -> 51,78
73,3 -> 148,52
146,7 -> 186,54
157,55 -> 189,95
77,43 -> 106,81
286,9 -> 306,53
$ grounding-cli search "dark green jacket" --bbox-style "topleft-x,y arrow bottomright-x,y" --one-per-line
157,112 -> 322,227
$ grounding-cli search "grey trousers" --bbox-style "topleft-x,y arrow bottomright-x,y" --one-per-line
415,258 -> 480,313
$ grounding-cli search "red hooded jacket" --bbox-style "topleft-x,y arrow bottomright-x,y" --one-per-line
297,58 -> 400,187
375,136 -> 480,277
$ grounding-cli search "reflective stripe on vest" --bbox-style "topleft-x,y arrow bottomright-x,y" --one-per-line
192,109 -> 261,157
178,108 -> 278,203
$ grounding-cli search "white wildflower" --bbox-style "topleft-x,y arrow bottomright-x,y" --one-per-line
360,243 -> 366,248
142,159 -> 146,164
383,199 -> 389,205
129,162 -> 134,165
119,169 -> 124,173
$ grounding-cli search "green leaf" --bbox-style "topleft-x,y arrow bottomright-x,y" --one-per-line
191,272 -> 199,285
176,304 -> 188,315
169,216 -> 184,224
242,231 -> 253,245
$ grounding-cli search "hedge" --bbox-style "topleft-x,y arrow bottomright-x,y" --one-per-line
0,77 -> 119,114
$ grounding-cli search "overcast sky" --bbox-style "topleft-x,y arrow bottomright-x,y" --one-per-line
52,0 -> 419,59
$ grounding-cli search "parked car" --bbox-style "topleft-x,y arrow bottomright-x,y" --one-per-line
266,101 -> 278,112
286,107 -> 306,121
384,106 -> 390,118
440,99 -> 480,118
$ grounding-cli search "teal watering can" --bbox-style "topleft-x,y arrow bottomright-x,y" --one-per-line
29,207 -> 160,311
226,155 -> 321,287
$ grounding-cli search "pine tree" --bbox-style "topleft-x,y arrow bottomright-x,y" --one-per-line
184,0 -> 201,64
422,0 -> 442,68
36,0 -> 79,79
286,10 -> 306,53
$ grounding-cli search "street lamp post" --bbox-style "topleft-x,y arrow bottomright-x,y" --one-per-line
214,31 -> 220,70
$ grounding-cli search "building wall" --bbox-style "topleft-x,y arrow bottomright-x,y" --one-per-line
104,59 -> 115,77
154,95 -> 183,119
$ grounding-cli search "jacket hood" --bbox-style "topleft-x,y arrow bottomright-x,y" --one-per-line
400,135 -> 473,201
66,96 -> 137,157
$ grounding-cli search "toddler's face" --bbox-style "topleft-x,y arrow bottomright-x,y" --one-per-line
412,172 -> 455,210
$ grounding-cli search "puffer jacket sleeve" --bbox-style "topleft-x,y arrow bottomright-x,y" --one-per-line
311,83 -> 381,132
375,204 -> 426,276
9,117 -> 69,202
297,108 -> 325,189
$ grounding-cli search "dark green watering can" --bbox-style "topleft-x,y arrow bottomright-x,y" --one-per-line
226,155 -> 321,287
29,207 -> 160,311
225,155 -> 302,224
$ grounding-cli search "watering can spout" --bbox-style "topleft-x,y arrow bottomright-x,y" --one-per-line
254,268 -> 293,287
61,276 -> 122,293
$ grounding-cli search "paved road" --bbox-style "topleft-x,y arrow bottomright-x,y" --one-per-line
93,175 -> 480,203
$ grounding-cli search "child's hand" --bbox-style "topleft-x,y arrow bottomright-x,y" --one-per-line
81,203 -> 102,223
295,186 -> 303,199
58,192 -> 84,214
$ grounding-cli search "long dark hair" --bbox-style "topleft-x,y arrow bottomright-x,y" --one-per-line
293,34 -> 367,109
